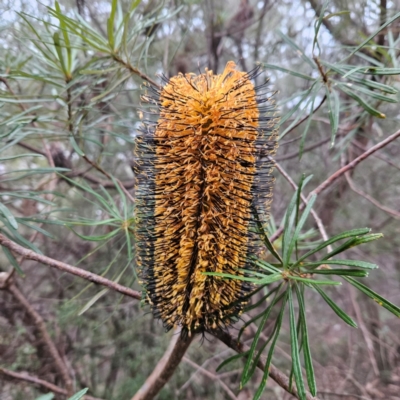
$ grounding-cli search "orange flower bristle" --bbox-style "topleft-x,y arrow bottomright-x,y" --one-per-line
135,61 -> 278,335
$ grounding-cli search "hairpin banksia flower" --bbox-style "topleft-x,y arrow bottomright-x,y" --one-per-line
135,61 -> 278,336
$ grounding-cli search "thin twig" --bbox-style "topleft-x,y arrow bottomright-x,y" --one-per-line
344,170 -> 400,219
182,357 -> 238,400
351,139 -> 400,171
177,345 -> 234,394
4,283 -> 74,395
0,234 -> 141,300
15,141 -> 47,156
131,329 -> 194,400
348,286 -> 380,376
309,128 -> 400,198
275,136 -> 332,161
113,54 -> 161,89
0,367 -> 103,400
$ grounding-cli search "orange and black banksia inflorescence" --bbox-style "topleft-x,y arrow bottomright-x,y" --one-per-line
135,61 -> 278,336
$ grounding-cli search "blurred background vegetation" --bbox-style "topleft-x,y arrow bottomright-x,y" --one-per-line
0,0 -> 399,399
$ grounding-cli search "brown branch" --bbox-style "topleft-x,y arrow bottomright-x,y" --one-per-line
0,367 -> 103,400
213,330 -> 317,400
377,0 -> 387,47
131,329 -> 194,400
0,234 -> 141,300
310,128 -> 400,198
3,282 -> 73,395
15,141 -> 47,156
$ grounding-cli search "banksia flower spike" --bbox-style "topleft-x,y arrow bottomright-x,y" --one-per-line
135,61 -> 278,336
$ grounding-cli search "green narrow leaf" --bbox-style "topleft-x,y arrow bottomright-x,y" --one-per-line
17,221 -> 55,239
252,206 -> 282,263
250,257 -> 281,274
299,92 -> 317,159
0,202 -> 18,229
240,289 -> 285,340
292,228 -> 371,267
111,175 -> 128,221
68,227 -> 119,242
344,277 -> 400,317
288,287 -> 307,400
203,271 -> 282,284
216,351 -> 249,372
260,63 -> 314,81
282,191 -> 299,267
326,87 -> 340,146
287,194 -> 317,267
312,284 -> 357,327
338,83 -> 386,118
283,174 -> 313,267
288,275 -> 341,285
0,154 -> 44,161
243,285 -> 281,313
322,233 -> 382,260
55,1 -> 72,74
312,0 -> 329,54
34,394 -> 55,400
78,288 -> 109,315
344,76 -> 397,94
90,74 -> 130,102
53,32 -> 68,76
2,247 -> 25,277
349,233 -> 383,246
253,288 -> 289,400
311,269 -> 368,277
295,284 -> 317,396
276,29 -> 315,68
107,0 -> 118,49
241,286 -> 283,387
279,86 -> 314,127
304,259 -> 378,270
338,82 -> 398,103
129,0 -> 142,12
67,388 -> 88,400
70,135 -> 85,156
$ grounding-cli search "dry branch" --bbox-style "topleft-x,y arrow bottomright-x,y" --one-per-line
0,234 -> 141,300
